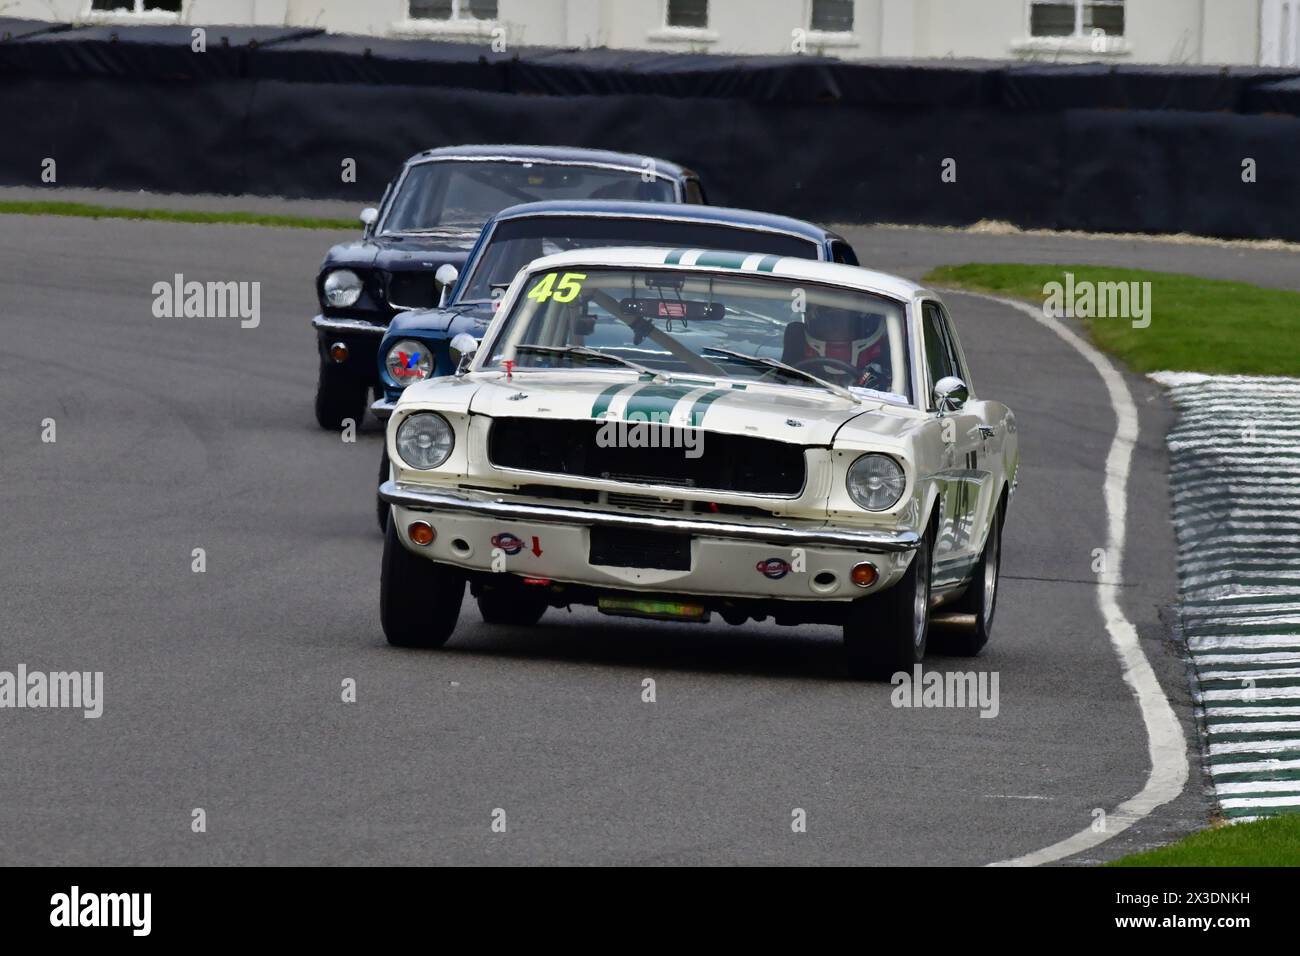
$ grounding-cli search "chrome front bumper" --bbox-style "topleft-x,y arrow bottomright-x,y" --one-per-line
312,315 -> 388,335
378,481 -> 920,552
371,398 -> 397,420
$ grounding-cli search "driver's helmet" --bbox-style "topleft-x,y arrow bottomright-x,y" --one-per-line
803,305 -> 887,370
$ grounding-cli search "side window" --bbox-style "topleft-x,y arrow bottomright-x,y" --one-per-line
935,304 -> 970,387
921,302 -> 956,407
683,178 -> 706,204
830,240 -> 858,266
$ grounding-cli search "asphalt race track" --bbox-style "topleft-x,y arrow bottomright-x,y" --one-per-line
12,212 -> 1300,864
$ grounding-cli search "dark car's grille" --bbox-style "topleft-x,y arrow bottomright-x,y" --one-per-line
487,418 -> 806,496
387,272 -> 441,310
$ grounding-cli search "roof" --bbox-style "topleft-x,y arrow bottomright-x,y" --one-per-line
517,246 -> 928,302
404,145 -> 693,181
489,200 -> 845,243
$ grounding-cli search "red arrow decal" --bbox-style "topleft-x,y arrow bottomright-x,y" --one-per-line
531,536 -> 543,557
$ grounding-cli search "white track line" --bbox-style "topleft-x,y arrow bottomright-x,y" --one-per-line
951,293 -> 1189,868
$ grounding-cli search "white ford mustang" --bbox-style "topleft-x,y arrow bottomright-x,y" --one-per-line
378,247 -> 1018,679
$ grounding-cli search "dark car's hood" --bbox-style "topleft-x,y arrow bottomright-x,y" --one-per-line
321,231 -> 479,272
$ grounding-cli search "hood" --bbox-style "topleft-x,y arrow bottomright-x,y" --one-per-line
386,301 -> 496,337
831,403 -> 928,451
321,233 -> 478,273
461,371 -> 885,447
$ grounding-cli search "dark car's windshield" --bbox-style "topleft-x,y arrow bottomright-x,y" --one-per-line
459,216 -> 821,302
381,161 -> 677,234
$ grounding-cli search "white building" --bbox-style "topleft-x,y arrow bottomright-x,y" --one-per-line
9,1 -> 1298,67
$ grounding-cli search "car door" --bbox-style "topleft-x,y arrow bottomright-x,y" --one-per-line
920,300 -> 987,590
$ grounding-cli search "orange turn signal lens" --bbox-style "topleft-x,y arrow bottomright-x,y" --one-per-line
407,521 -> 435,546
850,562 -> 878,588
329,342 -> 349,363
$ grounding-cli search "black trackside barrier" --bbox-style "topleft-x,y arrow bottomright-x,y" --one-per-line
1058,108 -> 1300,240
243,32 -> 513,90
0,17 -> 70,42
0,24 -> 323,80
1000,63 -> 1300,112
1243,76 -> 1300,115
2,22 -> 1300,241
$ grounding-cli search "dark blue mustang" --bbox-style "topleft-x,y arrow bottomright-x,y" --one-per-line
369,199 -> 858,529
310,145 -> 705,430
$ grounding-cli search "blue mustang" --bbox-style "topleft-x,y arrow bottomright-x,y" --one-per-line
370,199 -> 858,528
311,145 -> 705,430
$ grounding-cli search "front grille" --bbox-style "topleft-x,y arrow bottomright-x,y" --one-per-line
388,271 -> 440,310
606,492 -> 688,511
487,418 -> 806,496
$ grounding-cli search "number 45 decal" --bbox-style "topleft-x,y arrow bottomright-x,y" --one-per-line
527,272 -> 586,304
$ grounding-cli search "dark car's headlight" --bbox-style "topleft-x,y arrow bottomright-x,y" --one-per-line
323,269 -> 363,307
846,454 -> 906,511
385,339 -> 434,387
396,413 -> 454,470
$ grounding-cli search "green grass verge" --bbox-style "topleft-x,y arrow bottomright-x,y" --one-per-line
923,263 -> 1300,377
0,199 -> 358,231
1109,814 -> 1300,866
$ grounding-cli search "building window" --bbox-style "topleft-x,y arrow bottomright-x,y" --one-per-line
409,0 -> 498,20
1262,0 -> 1300,66
811,0 -> 854,33
89,0 -> 182,12
666,0 -> 709,29
1030,1 -> 1124,39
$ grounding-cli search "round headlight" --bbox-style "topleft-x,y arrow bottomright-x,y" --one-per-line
323,269 -> 363,308
846,454 -> 906,511
385,339 -> 434,387
396,413 -> 454,470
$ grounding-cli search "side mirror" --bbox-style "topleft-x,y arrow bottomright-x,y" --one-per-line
449,332 -> 479,376
359,207 -> 378,234
436,263 -> 460,307
933,376 -> 969,412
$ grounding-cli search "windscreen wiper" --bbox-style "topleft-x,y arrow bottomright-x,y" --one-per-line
699,346 -> 859,403
512,345 -> 668,383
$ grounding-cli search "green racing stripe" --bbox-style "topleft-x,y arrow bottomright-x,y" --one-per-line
590,383 -> 629,419
687,388 -> 731,426
590,383 -> 732,426
621,384 -> 696,420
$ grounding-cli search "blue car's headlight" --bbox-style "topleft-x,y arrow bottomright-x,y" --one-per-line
384,339 -> 434,388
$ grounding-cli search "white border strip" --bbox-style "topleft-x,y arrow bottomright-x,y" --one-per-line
950,292 -> 1190,867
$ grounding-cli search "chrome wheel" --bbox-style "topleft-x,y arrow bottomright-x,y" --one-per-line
912,546 -> 930,649
982,520 -> 999,629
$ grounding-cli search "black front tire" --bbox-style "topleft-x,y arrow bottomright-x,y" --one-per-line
314,360 -> 368,431
946,507 -> 1002,656
380,520 -> 464,648
844,532 -> 932,680
376,444 -> 390,533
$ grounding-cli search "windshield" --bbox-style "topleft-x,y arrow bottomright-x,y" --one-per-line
483,267 -> 912,402
381,161 -> 677,233
459,216 -> 820,302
